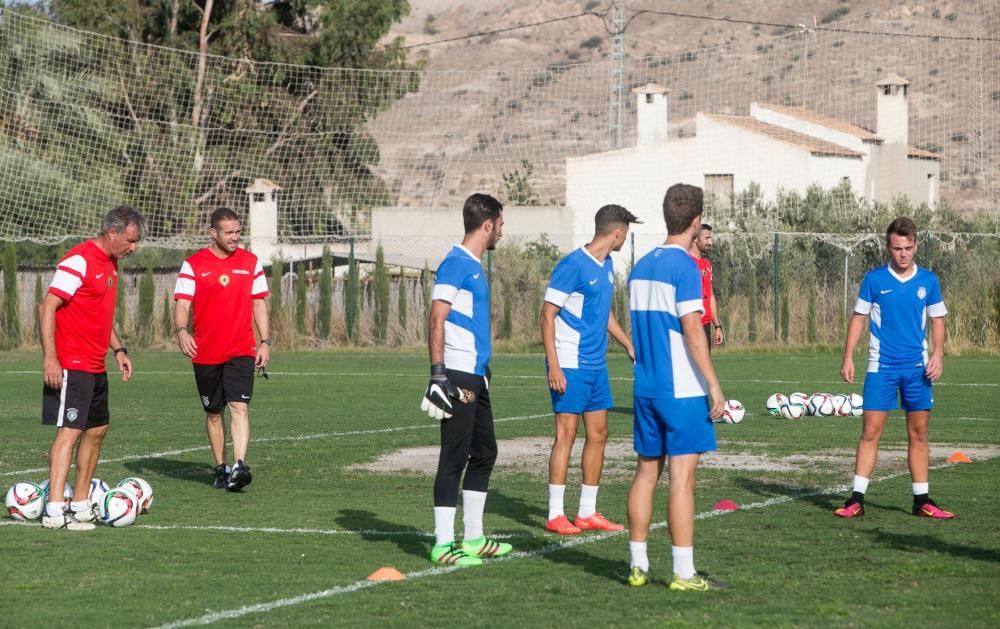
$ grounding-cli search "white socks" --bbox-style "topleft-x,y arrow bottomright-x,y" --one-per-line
578,484 -> 598,518
672,545 -> 696,579
462,490 -> 487,541
45,501 -> 68,517
912,482 -> 929,496
548,484 -> 602,520
548,484 -> 565,521
853,475 -> 870,495
629,541 -> 649,571
434,506 -> 456,546
70,500 -> 90,514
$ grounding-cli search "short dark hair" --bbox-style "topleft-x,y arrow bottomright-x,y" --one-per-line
463,193 -> 503,234
699,223 -> 712,232
662,184 -> 704,234
886,216 -> 918,245
210,207 -> 241,230
101,205 -> 147,240
595,204 -> 641,234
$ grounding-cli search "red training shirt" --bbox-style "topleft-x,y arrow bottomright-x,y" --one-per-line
174,247 -> 268,365
47,240 -> 119,373
693,254 -> 714,326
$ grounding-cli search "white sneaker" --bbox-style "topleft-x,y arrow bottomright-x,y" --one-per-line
72,505 -> 97,523
42,509 -> 96,531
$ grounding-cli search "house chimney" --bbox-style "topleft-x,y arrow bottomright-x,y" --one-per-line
245,178 -> 283,263
632,83 -> 670,147
876,73 -> 909,145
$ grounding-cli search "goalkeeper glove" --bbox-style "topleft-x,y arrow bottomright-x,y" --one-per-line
421,363 -> 461,420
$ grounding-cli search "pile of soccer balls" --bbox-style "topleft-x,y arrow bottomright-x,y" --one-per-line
4,476 -> 154,527
766,392 -> 864,419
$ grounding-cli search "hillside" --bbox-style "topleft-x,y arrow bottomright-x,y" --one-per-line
368,0 -> 996,217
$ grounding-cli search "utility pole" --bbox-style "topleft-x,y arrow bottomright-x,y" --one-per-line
608,0 -> 626,149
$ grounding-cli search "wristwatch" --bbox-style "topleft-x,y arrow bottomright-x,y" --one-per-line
260,338 -> 273,346
113,347 -> 128,355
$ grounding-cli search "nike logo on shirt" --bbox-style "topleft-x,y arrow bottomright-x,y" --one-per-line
880,289 -> 893,294
473,274 -> 481,279
95,273 -> 104,279
201,272 -> 212,277
589,278 -> 599,285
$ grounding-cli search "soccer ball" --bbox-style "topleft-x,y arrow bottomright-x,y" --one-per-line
831,394 -> 851,416
807,393 -> 835,417
117,477 -> 154,514
780,399 -> 806,420
721,400 -> 746,424
99,487 -> 139,527
5,481 -> 45,521
789,392 -> 809,408
88,478 -> 110,512
38,480 -> 74,502
765,393 -> 788,417
847,393 -> 864,417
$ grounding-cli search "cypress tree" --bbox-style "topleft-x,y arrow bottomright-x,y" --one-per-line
137,267 -> 154,347
318,246 -> 332,339
373,244 -> 389,345
295,261 -> 307,336
1,243 -> 20,348
397,266 -> 408,344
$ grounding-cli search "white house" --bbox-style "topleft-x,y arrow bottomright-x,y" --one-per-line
566,74 -> 940,243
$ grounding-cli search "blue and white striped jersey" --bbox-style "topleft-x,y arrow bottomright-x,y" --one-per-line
544,247 -> 615,370
431,245 -> 491,375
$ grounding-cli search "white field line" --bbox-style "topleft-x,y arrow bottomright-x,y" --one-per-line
3,368 -> 997,388
147,459 -> 985,629
0,413 -> 551,478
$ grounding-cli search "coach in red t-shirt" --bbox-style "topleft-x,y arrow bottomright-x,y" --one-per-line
39,206 -> 146,530
173,207 -> 270,492
689,223 -> 724,350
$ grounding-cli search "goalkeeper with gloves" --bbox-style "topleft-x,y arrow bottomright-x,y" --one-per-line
420,193 -> 512,567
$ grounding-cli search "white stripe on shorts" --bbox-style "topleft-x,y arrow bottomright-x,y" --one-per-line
56,369 -> 68,427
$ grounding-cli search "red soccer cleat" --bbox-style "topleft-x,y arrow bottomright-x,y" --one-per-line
545,514 -> 582,535
573,512 -> 625,532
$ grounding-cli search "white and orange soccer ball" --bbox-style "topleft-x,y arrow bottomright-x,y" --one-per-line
721,400 -> 746,424
765,393 -> 788,417
117,477 -> 154,514
99,487 -> 139,527
6,481 -> 44,521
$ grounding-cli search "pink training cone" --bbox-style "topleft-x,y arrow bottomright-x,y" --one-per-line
713,499 -> 740,512
367,567 -> 406,582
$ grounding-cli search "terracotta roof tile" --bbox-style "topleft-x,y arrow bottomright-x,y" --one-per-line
704,113 -> 864,158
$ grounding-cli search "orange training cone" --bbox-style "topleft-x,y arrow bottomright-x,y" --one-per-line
946,451 -> 972,464
367,567 -> 406,582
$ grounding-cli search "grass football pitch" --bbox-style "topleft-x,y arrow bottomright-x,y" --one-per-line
1,349 -> 998,628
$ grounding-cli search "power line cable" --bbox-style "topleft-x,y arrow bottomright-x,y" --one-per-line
403,10 -> 605,49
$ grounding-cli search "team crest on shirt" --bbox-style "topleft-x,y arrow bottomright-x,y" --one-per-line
917,286 -> 927,299
66,408 -> 79,423
219,274 -> 231,287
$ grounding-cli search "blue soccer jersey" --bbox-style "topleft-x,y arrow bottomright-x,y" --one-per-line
629,245 -> 707,399
431,245 -> 491,375
854,264 -> 947,373
544,247 -> 615,370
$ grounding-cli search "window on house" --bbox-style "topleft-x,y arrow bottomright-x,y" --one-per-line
704,174 -> 734,210
646,94 -> 654,104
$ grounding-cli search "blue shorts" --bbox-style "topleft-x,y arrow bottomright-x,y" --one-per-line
549,367 -> 613,414
863,369 -> 933,412
633,395 -> 716,457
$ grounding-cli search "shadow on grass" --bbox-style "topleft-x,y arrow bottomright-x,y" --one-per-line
487,490 -> 626,585
124,458 -> 213,487
866,528 -> 1000,563
335,508 -> 428,561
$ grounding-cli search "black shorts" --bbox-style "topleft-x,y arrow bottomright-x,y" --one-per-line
42,370 -> 109,430
193,356 -> 255,413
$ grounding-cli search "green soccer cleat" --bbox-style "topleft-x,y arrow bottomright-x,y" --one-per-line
461,535 -> 512,559
430,542 -> 483,567
668,573 -> 731,592
626,566 -> 649,587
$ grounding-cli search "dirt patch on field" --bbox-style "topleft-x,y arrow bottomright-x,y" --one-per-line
349,438 -> 1000,477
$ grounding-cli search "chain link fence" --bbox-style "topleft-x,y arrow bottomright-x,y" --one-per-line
2,232 -> 998,353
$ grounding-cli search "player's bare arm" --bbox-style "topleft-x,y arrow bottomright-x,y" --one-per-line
252,297 -> 271,368
427,299 -> 452,364
710,293 -> 724,346
172,298 -> 198,358
109,329 -> 132,382
607,310 -> 635,362
38,293 -> 65,389
539,301 -> 566,394
680,311 -> 724,419
841,313 -> 867,384
925,316 -> 946,381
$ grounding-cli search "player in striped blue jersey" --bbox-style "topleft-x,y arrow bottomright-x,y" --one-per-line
836,217 -> 953,519
420,193 -> 513,566
625,184 -> 727,591
541,205 -> 640,535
